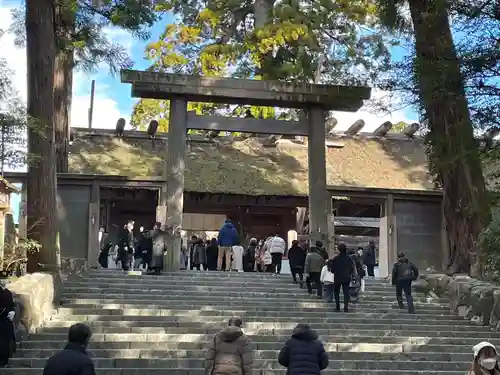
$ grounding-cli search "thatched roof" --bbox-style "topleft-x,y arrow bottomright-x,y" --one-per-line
68,129 -> 436,196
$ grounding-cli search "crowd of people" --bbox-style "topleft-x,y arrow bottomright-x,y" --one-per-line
98,220 -> 166,274
95,216 -> 419,313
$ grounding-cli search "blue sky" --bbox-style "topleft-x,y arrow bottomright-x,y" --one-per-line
0,0 -> 419,134
0,0 -> 418,222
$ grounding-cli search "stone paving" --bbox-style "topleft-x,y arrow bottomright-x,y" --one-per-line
5,269 -> 499,374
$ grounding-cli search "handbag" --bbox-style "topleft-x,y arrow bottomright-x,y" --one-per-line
349,276 -> 360,288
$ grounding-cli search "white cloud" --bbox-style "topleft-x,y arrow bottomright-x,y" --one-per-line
0,5 -> 131,130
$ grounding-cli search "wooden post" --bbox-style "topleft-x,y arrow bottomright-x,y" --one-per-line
307,106 -> 328,246
87,179 -> 100,268
163,97 -> 188,271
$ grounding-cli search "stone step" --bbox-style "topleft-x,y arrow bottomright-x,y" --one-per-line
12,348 -> 476,361
60,294 -> 440,306
68,275 -> 394,290
68,278 -> 394,293
62,284 -> 406,296
8,357 -> 471,371
85,270 -> 392,281
37,322 -> 491,335
16,340 -> 484,352
27,332 -> 498,342
61,285 -> 411,296
42,314 -> 468,326
52,308 -> 454,321
81,272 -> 394,286
0,368 -> 467,375
54,302 -> 449,316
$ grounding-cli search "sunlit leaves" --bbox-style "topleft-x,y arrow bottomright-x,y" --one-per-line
132,0 -> 394,131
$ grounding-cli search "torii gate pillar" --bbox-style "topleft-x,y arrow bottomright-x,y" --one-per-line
159,96 -> 187,271
307,106 -> 329,248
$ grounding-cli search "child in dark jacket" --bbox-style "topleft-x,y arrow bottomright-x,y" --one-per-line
278,324 -> 329,375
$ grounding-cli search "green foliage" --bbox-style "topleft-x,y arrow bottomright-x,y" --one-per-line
0,30 -> 28,171
132,0 -> 395,129
390,121 -> 408,133
479,207 -> 500,281
378,1 -> 500,133
9,0 -> 168,74
0,237 -> 42,277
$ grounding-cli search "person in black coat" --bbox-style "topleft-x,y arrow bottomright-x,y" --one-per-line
205,238 -> 219,271
278,323 -> 329,375
364,241 -> 377,277
328,243 -> 356,312
243,238 -> 257,272
43,323 -> 96,375
144,222 -> 166,275
97,231 -> 113,269
0,284 -> 16,367
287,240 -> 306,285
135,227 -> 153,270
392,252 -> 419,314
311,241 -> 328,261
117,220 -> 135,271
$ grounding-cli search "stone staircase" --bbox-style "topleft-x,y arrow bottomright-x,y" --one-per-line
5,269 -> 500,374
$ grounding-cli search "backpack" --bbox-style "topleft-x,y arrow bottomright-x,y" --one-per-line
398,262 -> 415,281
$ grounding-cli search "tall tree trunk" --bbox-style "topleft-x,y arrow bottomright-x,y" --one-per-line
54,51 -> 73,173
25,0 -> 59,272
54,1 -> 75,173
408,0 -> 490,275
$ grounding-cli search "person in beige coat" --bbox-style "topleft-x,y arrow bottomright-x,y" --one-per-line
205,317 -> 253,375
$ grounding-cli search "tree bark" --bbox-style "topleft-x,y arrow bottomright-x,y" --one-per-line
408,0 -> 490,275
54,50 -> 73,173
54,1 -> 75,173
26,0 -> 59,272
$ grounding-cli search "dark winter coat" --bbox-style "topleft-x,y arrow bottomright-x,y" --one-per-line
117,228 -> 134,254
315,246 -> 329,260
217,220 -> 240,247
392,257 -> 419,284
304,252 -> 325,274
145,229 -> 166,269
206,243 -> 219,270
42,343 -> 96,375
364,244 -> 376,266
243,245 -> 256,272
193,242 -> 207,266
287,245 -> 306,269
328,253 -> 355,283
278,325 -> 329,375
351,254 -> 365,278
98,237 -> 113,268
205,326 -> 253,375
0,286 -> 16,361
136,232 -> 153,262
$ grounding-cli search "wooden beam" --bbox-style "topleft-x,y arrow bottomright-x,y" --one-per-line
184,191 -> 307,207
186,112 -> 309,136
122,70 -> 371,111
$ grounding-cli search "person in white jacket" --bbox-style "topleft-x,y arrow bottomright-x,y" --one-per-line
320,262 -> 335,303
232,245 -> 244,272
268,234 -> 286,275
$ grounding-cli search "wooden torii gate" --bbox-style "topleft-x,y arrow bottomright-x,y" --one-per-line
121,70 -> 371,270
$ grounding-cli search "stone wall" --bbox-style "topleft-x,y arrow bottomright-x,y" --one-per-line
416,273 -> 500,329
5,273 -> 55,342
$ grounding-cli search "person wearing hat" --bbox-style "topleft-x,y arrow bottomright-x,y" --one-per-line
391,251 -> 419,314
469,341 -> 500,374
